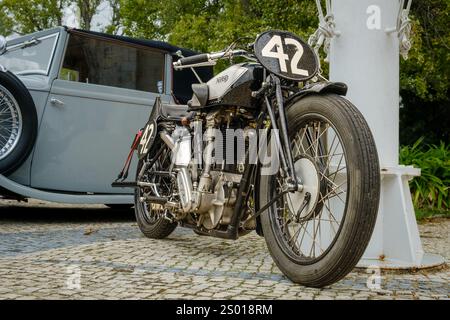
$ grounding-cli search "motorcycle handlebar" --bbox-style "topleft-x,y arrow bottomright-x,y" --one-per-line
173,50 -> 249,68
175,53 -> 209,67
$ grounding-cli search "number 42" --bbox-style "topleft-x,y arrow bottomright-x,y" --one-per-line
139,123 -> 154,155
261,35 -> 309,76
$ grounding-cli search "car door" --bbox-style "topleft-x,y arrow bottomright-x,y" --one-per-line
30,32 -> 171,194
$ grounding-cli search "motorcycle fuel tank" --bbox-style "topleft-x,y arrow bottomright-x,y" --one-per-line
205,63 -> 263,109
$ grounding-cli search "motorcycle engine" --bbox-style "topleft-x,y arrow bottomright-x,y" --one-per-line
176,107 -> 256,230
162,106 -> 257,232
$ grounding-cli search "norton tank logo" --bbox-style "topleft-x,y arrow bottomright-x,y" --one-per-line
216,75 -> 229,84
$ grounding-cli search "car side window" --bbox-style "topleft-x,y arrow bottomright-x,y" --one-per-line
59,33 -> 165,93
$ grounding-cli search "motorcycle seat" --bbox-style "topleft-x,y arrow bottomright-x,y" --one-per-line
188,83 -> 209,109
161,103 -> 195,120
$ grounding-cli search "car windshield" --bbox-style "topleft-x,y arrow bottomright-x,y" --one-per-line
0,33 -> 59,76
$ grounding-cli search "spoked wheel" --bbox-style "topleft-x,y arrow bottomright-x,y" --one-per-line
0,84 -> 22,161
0,72 -> 37,175
134,145 -> 177,239
260,94 -> 380,287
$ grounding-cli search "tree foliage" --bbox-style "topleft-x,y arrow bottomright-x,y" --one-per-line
0,0 -> 448,144
120,0 -> 450,145
118,0 -> 317,52
0,0 -> 103,34
0,2 -> 14,35
399,0 -> 450,145
76,0 -> 102,30
401,0 -> 449,102
0,0 -> 66,34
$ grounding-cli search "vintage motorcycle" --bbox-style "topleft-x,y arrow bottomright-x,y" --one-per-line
113,30 -> 380,287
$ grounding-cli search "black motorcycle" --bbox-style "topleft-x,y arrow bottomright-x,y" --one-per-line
114,30 -> 380,287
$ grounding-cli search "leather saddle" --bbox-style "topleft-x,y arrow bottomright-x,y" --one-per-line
187,83 -> 209,110
160,103 -> 195,120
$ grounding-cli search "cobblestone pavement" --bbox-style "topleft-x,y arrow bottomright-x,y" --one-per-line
0,199 -> 448,300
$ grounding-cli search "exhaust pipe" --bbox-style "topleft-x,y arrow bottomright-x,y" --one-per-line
160,131 -> 175,150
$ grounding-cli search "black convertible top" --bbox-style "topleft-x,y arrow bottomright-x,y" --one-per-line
71,28 -> 199,57
69,28 -> 213,103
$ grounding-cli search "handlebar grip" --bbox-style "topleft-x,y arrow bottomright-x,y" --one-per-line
176,53 -> 209,66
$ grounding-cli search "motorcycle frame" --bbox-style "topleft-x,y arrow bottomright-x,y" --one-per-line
121,76 -> 348,240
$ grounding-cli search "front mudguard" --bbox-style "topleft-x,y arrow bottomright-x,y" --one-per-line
286,81 -> 348,105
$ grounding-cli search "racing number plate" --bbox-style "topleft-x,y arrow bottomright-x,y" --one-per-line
254,30 -> 319,81
137,120 -> 157,159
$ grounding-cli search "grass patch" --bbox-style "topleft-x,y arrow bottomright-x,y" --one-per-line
400,138 -> 449,212
415,208 -> 450,221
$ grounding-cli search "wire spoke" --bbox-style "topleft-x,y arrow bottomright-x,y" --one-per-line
0,86 -> 22,159
275,118 -> 349,261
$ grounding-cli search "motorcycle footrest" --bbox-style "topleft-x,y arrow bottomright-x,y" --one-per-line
140,196 -> 168,205
152,171 -> 174,177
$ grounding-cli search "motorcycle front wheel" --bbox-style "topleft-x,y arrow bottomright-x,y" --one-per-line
260,93 -> 380,287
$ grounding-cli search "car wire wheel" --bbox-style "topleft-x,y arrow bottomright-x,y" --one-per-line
0,71 -> 38,175
0,84 -> 22,161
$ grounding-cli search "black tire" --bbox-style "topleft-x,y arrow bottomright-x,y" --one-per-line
0,71 -> 37,175
135,202 -> 177,239
260,94 -> 380,287
134,148 -> 177,239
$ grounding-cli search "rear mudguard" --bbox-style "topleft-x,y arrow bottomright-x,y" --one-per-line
136,97 -> 163,160
114,99 -> 163,181
138,97 -> 194,160
254,81 -> 348,237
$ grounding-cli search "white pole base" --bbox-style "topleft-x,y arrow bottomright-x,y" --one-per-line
358,253 -> 445,269
356,165 -> 445,269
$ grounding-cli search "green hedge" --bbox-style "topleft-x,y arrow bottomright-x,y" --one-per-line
400,138 -> 449,213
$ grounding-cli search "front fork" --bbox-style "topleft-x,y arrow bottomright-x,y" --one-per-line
264,75 -> 303,192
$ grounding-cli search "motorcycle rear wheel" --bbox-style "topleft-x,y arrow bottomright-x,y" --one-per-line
134,146 -> 177,239
260,94 -> 380,287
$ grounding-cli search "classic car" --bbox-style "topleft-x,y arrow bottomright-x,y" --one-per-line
0,27 -> 212,206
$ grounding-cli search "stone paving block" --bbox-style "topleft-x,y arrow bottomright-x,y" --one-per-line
0,200 -> 448,300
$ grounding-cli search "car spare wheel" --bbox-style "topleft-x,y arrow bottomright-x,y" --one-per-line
0,71 -> 37,175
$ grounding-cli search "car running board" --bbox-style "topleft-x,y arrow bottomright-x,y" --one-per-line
111,181 -> 138,188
